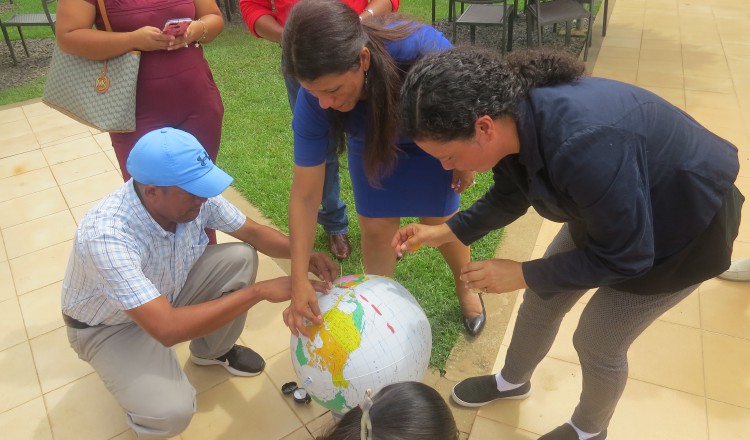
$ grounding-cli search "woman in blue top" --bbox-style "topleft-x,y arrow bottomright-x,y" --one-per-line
281,0 -> 485,337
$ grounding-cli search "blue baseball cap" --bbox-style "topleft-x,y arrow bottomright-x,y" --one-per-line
126,128 -> 233,198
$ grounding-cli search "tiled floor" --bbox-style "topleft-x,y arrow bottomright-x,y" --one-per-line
1,0 -> 749,438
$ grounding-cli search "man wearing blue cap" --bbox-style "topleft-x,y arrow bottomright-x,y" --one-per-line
61,127 -> 338,438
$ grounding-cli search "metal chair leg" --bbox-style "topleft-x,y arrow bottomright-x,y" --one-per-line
2,25 -> 18,65
16,26 -> 29,57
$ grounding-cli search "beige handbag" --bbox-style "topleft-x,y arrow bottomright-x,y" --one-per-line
42,0 -> 140,132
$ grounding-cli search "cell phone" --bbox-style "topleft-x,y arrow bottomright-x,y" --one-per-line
162,18 -> 192,36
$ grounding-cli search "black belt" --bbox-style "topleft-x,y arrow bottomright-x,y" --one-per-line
62,314 -> 93,329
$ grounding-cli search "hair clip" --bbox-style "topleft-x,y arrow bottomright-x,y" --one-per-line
359,388 -> 374,440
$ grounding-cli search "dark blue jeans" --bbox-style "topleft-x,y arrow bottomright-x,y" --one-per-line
285,74 -> 349,235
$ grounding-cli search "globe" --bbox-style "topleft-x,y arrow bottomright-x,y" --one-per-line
290,274 -> 432,414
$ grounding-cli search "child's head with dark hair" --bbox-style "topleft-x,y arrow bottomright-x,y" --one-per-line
316,381 -> 458,440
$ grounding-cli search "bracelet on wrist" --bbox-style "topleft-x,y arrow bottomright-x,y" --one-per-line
366,7 -> 375,17
194,17 -> 208,47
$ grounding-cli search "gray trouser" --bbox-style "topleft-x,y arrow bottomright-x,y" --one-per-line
501,225 -> 697,433
67,243 -> 258,438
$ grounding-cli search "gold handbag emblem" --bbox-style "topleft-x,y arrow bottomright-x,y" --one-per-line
95,60 -> 110,94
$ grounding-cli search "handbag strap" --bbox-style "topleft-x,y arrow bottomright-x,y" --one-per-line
96,0 -> 113,33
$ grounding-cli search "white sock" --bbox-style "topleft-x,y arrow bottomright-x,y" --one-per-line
568,419 -> 601,439
494,372 -> 523,392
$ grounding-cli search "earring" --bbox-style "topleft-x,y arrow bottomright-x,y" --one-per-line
364,69 -> 369,86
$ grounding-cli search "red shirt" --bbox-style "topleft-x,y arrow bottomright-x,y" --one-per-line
240,0 -> 400,38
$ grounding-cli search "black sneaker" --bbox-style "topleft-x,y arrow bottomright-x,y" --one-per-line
190,344 -> 266,377
451,374 -> 531,407
539,423 -> 607,439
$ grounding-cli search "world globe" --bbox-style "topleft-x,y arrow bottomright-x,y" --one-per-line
290,274 -> 432,415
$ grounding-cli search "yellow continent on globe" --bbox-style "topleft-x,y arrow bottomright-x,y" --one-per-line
301,292 -> 364,388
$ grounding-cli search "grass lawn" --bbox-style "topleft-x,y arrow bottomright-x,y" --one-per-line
1,0 -> 502,369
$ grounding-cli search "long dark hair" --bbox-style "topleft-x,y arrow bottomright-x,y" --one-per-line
316,381 -> 459,440
399,47 -> 585,141
282,0 -> 418,185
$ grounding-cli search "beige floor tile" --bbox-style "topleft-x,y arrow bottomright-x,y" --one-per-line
0,106 -> 26,124
728,61 -> 750,85
641,85 -> 685,108
22,102 -> 60,118
546,302 -> 583,365
711,127 -> 748,155
105,149 -> 122,174
19,281 -> 64,339
723,42 -> 750,63
304,412 -> 335,439
591,57 -> 639,84
699,278 -> 750,340
499,294 -> 523,349
39,131 -> 93,150
484,346 -> 581,434
636,65 -> 684,89
628,319 -> 704,395
242,299 -> 294,361
28,115 -> 91,146
69,201 -> 98,225
173,342 -> 232,395
0,397 -> 53,440
479,349 -> 582,435
469,416 -> 538,439
534,220 -> 561,248
642,26 -> 680,41
0,234 -> 6,263
685,90 -> 740,111
728,240 -> 749,262
41,136 -> 101,167
0,187 -> 68,230
50,152 -> 115,186
706,399 -> 750,440
265,351 -> 329,425
0,120 -> 38,159
282,427 -> 314,440
181,374 -> 303,440
639,46 -> 682,63
0,167 -> 57,204
44,373 -> 128,440
600,36 -> 642,51
31,326 -> 94,394
0,297 -> 28,352
0,149 -> 47,180
4,210 -> 77,259
682,31 -> 722,47
0,342 -> 42,413
92,131 -> 113,150
703,331 -> 750,409
688,108 -> 745,134
603,27 -> 645,42
682,60 -> 731,80
608,378 -> 707,439
9,240 -> 72,295
659,288 -> 700,328
684,73 -> 735,94
593,45 -> 640,62
59,170 -> 123,208
0,261 -> 15,302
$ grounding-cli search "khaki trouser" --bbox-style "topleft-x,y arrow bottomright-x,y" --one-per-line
67,243 -> 258,438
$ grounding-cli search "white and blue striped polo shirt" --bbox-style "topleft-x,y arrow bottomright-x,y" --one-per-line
61,180 -> 246,326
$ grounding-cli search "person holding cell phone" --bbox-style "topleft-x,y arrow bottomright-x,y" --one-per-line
56,0 -> 225,243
